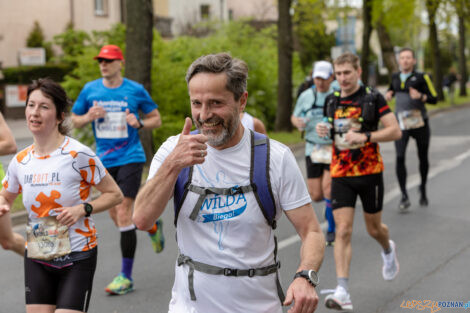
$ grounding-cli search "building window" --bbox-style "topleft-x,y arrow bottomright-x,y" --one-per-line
200,4 -> 210,20
228,9 -> 233,21
94,0 -> 108,16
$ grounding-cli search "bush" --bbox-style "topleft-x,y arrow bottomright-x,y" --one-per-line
2,64 -> 73,84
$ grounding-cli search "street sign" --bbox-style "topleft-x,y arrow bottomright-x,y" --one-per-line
18,48 -> 46,66
5,84 -> 28,107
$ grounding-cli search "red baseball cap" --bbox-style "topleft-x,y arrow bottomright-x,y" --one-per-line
94,45 -> 124,60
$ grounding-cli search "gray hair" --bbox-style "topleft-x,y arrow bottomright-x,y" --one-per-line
185,53 -> 248,101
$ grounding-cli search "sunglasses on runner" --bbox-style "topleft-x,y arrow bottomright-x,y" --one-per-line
97,58 -> 117,64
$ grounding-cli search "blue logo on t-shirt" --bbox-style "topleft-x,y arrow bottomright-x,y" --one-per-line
200,192 -> 247,223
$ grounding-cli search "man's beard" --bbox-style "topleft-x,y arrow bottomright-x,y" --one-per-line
194,113 -> 239,147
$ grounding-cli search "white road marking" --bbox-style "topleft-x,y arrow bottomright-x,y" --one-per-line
278,148 -> 470,251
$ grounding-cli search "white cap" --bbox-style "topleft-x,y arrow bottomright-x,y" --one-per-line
312,61 -> 333,79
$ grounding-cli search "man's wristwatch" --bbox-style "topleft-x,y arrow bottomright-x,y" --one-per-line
365,131 -> 371,143
137,119 -> 144,129
293,270 -> 319,287
83,202 -> 93,217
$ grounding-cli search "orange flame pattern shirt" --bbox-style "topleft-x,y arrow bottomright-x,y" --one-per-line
330,87 -> 391,178
2,137 -> 106,252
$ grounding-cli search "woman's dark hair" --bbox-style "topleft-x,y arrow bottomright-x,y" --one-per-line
26,78 -> 71,135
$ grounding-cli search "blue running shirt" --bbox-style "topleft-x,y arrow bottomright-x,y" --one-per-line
72,78 -> 158,168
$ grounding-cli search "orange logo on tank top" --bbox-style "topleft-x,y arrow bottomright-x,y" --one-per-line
76,218 -> 97,251
79,158 -> 97,200
31,190 -> 62,217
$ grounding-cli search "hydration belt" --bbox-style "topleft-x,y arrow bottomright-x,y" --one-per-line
177,236 -> 285,302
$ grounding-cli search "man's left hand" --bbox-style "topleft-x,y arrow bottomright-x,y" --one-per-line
283,278 -> 319,313
344,129 -> 367,145
125,109 -> 141,128
409,87 -> 422,100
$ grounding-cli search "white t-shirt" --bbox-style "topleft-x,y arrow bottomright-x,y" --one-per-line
3,136 -> 106,252
241,112 -> 255,131
148,127 -> 311,313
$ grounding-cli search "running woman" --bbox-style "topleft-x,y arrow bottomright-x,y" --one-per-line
1,78 -> 123,313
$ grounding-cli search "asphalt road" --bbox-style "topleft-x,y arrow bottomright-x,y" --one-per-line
1,104 -> 469,313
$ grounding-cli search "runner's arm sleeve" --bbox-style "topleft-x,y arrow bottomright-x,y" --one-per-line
421,73 -> 438,104
138,86 -> 158,114
76,148 -> 107,185
377,93 -> 392,118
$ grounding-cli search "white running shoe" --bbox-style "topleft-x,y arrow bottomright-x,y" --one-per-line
325,286 -> 353,311
381,239 -> 399,281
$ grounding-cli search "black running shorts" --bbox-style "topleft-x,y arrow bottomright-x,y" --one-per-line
25,248 -> 97,312
305,156 -> 330,179
107,162 -> 145,198
331,173 -> 384,214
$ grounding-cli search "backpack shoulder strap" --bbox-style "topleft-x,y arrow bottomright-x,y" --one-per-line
173,129 -> 198,226
324,91 -> 340,123
251,130 -> 277,229
360,86 -> 379,131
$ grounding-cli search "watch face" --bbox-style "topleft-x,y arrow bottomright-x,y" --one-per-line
308,270 -> 319,285
84,203 -> 93,215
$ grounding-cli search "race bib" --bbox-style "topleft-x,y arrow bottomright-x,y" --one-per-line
334,134 -> 365,151
310,144 -> 332,164
334,118 -> 364,150
26,216 -> 71,260
95,111 -> 128,139
397,110 -> 424,130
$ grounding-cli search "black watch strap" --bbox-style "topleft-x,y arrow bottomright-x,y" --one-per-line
294,270 -> 319,287
83,202 -> 93,217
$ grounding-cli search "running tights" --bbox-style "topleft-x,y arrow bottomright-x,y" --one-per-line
395,120 -> 430,197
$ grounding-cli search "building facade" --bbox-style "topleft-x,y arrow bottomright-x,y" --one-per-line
0,0 -> 123,67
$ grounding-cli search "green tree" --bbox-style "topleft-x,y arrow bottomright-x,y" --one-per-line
54,23 -> 91,60
370,0 -> 418,75
125,0 -> 155,164
425,0 -> 445,100
292,0 -> 335,73
26,21 -> 54,61
451,0 -> 468,96
361,0 -> 373,83
277,0 -> 294,131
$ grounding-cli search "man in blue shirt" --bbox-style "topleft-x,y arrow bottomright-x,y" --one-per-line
72,45 -> 164,295
291,61 -> 335,245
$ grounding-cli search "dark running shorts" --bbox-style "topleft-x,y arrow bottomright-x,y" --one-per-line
305,156 -> 330,178
331,173 -> 384,214
107,162 -> 145,198
25,248 -> 97,312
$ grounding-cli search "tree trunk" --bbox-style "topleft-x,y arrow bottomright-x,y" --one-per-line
376,21 -> 398,74
124,0 -> 155,165
426,0 -> 444,101
457,12 -> 467,96
276,0 -> 293,132
360,0 -> 372,84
